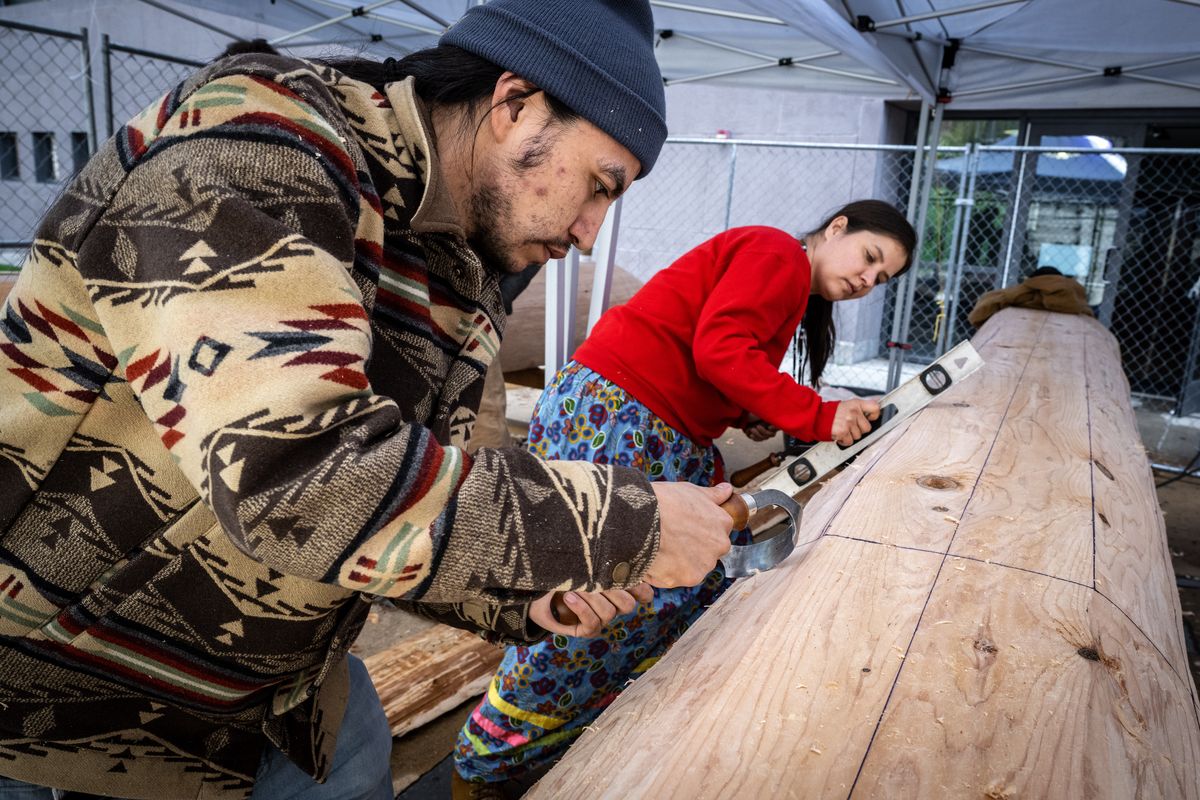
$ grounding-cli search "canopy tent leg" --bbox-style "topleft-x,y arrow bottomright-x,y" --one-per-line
936,142 -> 974,355
888,101 -> 943,390
942,144 -> 981,352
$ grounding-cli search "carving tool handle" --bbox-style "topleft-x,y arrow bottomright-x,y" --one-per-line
730,452 -> 784,487
718,492 -> 751,529
550,593 -> 577,626
550,493 -> 752,627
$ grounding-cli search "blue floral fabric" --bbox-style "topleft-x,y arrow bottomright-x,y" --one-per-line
454,361 -> 748,782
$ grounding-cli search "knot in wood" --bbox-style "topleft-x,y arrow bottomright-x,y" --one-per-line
917,475 -> 960,490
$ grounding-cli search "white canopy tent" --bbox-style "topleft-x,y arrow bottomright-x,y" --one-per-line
135,0 -> 1200,383
162,0 -> 1200,107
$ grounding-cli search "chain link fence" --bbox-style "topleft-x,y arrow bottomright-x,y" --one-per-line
618,137 -> 1200,413
103,37 -> 205,138
924,143 -> 1200,414
618,139 -> 921,394
0,19 -> 95,269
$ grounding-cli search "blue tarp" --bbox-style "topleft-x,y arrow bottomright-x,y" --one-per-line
938,135 -> 1127,183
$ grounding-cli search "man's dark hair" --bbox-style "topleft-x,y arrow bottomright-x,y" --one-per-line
801,200 -> 917,387
217,40 -> 580,142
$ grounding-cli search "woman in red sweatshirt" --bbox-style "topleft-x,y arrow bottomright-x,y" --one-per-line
454,199 -> 916,790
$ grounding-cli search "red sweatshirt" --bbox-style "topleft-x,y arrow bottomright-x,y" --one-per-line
573,226 -> 839,446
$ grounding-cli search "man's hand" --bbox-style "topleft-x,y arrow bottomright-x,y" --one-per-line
531,584 -> 654,637
644,482 -> 735,588
830,398 -> 881,447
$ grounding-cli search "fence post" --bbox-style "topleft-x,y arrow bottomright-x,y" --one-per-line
723,141 -> 739,230
543,258 -> 564,386
998,125 -> 1035,288
936,142 -> 974,355
587,197 -> 623,336
102,34 -> 115,138
80,28 -> 98,154
1096,153 -> 1143,328
543,250 -> 580,385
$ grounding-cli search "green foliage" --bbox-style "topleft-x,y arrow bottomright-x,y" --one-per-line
938,119 -> 1018,148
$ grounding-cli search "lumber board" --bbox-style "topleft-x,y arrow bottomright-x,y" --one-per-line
528,307 -> 1200,799
362,624 -> 502,738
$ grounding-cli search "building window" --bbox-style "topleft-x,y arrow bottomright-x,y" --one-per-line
71,132 -> 90,175
33,132 -> 56,183
0,133 -> 17,180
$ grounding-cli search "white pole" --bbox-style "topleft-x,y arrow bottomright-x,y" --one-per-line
587,198 -> 623,336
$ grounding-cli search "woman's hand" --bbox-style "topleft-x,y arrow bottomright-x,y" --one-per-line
530,584 -> 654,638
830,398 -> 881,446
741,417 -> 779,442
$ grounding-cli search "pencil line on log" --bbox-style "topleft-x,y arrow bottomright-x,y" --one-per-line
1086,331 -> 1098,591
846,313 -> 1048,800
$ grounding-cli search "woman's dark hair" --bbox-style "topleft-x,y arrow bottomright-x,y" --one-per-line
800,199 -> 917,388
217,40 -> 579,140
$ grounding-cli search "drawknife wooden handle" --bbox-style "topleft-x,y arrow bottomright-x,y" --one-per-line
550,493 -> 751,627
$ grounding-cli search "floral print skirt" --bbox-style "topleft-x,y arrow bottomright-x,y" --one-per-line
453,361 -> 748,782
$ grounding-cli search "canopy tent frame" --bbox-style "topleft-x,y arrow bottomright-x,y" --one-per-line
868,0 -> 1030,29
298,0 -> 444,34
648,1 -> 784,26
269,0 -> 439,45
660,29 -> 902,88
125,0 -> 1200,394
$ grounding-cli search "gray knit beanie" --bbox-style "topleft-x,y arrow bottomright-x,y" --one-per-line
441,0 -> 667,177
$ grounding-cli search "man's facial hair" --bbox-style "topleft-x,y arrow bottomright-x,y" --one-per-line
469,176 -> 534,276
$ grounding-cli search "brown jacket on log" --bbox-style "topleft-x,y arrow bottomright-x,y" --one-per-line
968,274 -> 1094,328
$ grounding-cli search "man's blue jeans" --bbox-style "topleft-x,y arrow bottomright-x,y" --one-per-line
0,655 -> 393,800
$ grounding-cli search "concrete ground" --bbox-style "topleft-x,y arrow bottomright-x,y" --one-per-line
359,383 -> 1200,800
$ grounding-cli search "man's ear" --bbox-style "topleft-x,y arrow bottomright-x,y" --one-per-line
487,72 -> 542,144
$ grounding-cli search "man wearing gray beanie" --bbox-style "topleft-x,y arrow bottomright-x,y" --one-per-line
0,2 -> 739,799
441,0 -> 668,178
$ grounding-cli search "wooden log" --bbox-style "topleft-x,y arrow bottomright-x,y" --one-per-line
528,308 -> 1200,799
363,624 -> 502,739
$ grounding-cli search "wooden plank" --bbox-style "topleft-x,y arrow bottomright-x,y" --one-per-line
527,307 -> 1200,799
363,624 -> 503,738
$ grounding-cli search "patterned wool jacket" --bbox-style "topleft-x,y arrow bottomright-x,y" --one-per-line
0,53 -> 659,798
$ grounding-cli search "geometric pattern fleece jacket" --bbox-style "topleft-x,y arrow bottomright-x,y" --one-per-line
0,53 -> 659,799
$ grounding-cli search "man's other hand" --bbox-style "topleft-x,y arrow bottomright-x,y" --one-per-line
531,583 -> 654,637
